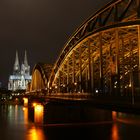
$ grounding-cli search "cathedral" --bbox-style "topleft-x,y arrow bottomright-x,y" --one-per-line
8,50 -> 32,91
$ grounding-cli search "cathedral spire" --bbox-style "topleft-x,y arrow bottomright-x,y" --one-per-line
13,50 -> 20,73
24,50 -> 28,66
8,50 -> 32,91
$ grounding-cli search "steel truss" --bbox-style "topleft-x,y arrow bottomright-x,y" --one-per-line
29,0 -> 140,97
47,0 -> 140,96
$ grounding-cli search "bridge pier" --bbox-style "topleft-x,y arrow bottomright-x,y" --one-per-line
23,97 -> 28,107
43,101 -> 112,124
24,97 -> 113,125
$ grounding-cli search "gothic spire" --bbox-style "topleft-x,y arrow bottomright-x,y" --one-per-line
24,50 -> 28,66
13,50 -> 20,73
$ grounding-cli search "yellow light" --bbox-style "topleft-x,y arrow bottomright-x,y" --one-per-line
26,126 -> 45,140
33,103 -> 37,107
34,104 -> 44,124
23,98 -> 28,107
23,107 -> 26,111
23,107 -> 28,124
112,123 -> 119,140
112,111 -> 117,121
35,105 -> 43,112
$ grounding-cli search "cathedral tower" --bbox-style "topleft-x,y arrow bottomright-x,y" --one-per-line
21,50 -> 30,76
13,51 -> 20,75
8,50 -> 32,91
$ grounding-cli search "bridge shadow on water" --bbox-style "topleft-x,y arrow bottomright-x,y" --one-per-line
27,102 -> 113,140
26,101 -> 140,140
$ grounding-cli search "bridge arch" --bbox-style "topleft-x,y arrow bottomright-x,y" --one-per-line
29,63 -> 52,93
48,0 -> 140,96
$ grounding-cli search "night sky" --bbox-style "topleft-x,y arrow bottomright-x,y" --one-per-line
0,0 -> 110,87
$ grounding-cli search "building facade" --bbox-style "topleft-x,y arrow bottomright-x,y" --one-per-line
8,51 -> 32,91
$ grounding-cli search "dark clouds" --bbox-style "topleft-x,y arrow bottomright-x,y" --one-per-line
0,0 -> 110,86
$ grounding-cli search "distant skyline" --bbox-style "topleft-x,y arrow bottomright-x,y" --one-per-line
0,0 -> 110,87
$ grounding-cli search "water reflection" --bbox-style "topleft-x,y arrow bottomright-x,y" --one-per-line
26,126 -> 46,140
23,107 -> 28,124
1,105 -> 140,140
112,111 -> 117,121
22,105 -> 46,140
111,123 -> 119,140
7,105 -> 24,125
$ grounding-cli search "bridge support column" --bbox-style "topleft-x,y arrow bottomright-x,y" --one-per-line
121,38 -> 125,96
58,71 -> 61,93
138,25 -> 140,93
79,47 -> 82,93
23,98 -> 28,107
87,40 -> 92,93
115,28 -> 120,96
99,33 -> 104,94
67,59 -> 70,93
72,51 -> 76,92
85,67 -> 88,92
109,44 -> 113,95
91,58 -> 94,95
62,67 -> 66,93
129,39 -> 134,104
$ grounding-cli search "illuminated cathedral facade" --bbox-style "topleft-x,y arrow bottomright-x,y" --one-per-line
8,51 -> 32,91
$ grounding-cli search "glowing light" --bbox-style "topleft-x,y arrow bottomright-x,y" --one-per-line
33,102 -> 37,107
15,98 -> 19,104
23,107 -> 26,111
95,89 -> 98,93
112,111 -> 117,121
26,126 -> 45,140
74,82 -> 77,85
23,107 -> 28,124
112,123 -> 119,140
23,98 -> 28,107
34,104 -> 44,124
35,105 -> 43,112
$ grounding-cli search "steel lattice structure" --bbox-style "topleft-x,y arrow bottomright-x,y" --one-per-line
29,0 -> 140,98
46,0 -> 140,96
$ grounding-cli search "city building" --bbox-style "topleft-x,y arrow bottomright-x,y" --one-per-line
8,50 -> 32,91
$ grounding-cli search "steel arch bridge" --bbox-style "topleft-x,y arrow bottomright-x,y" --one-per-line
48,0 -> 140,96
30,0 -> 140,98
29,63 -> 52,94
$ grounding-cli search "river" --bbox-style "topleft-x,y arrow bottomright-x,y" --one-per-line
0,104 -> 140,140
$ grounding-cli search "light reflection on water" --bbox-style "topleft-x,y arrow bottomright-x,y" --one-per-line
26,126 -> 46,140
23,106 -> 46,140
112,123 -> 119,140
0,105 -> 46,140
23,107 -> 28,124
1,105 -> 140,140
111,111 -> 119,140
